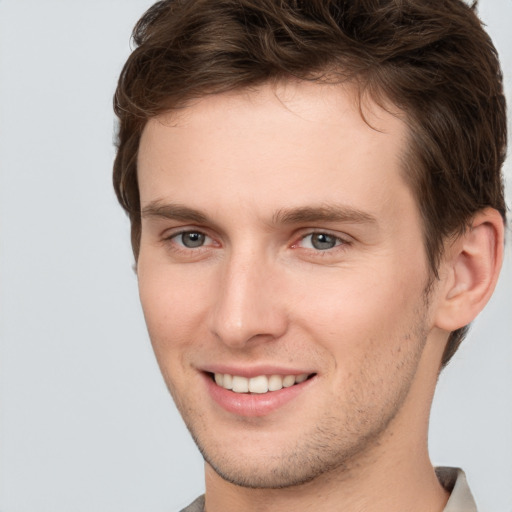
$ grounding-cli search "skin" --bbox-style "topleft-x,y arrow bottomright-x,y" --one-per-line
135,80 -> 498,512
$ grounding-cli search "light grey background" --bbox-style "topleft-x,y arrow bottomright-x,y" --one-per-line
0,1 -> 510,511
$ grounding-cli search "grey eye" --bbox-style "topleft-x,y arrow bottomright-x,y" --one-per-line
180,232 -> 206,248
309,233 -> 338,250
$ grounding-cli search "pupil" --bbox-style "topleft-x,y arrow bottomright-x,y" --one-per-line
311,233 -> 336,250
182,232 -> 205,248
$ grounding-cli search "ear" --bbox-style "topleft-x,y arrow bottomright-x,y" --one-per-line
434,208 -> 504,332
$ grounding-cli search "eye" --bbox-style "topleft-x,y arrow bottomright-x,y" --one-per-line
172,231 -> 211,248
298,232 -> 344,251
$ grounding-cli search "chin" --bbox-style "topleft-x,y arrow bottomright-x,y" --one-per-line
188,422 -> 373,490
203,451 -> 332,489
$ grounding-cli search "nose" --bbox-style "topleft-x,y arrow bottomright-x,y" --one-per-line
208,249 -> 289,349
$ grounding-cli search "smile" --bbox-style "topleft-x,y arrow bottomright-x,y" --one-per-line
213,373 -> 311,394
204,370 -> 317,416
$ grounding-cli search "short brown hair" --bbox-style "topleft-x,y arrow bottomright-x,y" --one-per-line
113,0 -> 507,366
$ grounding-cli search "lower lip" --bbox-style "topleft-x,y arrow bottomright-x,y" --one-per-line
203,373 -> 314,417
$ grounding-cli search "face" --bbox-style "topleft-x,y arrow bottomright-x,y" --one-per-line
136,81 -> 439,488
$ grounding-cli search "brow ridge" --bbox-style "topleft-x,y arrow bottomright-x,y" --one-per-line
141,201 -> 377,227
272,205 -> 377,225
141,201 -> 209,223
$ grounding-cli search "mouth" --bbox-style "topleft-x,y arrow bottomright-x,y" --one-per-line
210,372 -> 315,394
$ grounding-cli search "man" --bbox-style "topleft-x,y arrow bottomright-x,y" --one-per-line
113,1 -> 507,511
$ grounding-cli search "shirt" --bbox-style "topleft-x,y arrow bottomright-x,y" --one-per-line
179,467 -> 477,512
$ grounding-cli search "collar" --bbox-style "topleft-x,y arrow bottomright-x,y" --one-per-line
182,467 -> 478,512
436,467 -> 478,512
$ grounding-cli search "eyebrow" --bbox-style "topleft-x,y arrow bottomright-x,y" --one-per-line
271,205 -> 377,226
141,201 -> 378,227
141,202 -> 209,223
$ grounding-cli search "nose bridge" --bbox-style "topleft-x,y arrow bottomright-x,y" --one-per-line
209,244 -> 287,348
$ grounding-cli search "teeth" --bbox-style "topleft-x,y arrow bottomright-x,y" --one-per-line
249,375 -> 268,394
223,373 -> 233,390
232,375 -> 249,393
213,373 -> 310,394
282,375 -> 296,388
268,374 -> 283,391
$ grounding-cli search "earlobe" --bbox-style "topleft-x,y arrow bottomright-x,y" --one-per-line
434,208 -> 504,332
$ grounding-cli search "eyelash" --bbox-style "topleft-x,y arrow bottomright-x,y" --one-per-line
293,232 -> 349,252
164,230 -> 215,251
162,229 -> 351,255
164,229 -> 349,246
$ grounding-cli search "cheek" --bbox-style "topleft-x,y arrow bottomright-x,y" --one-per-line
137,258 -> 213,356
293,268 -> 428,409
289,261 -> 427,354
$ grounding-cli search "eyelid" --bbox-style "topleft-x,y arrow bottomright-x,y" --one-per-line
163,227 -> 219,249
291,229 -> 352,249
160,226 -> 352,253
162,225 -> 209,239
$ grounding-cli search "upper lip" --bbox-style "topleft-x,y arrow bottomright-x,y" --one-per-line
200,364 -> 316,378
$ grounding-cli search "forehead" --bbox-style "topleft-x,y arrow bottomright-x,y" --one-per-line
137,80 -> 410,218
142,79 -> 406,148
